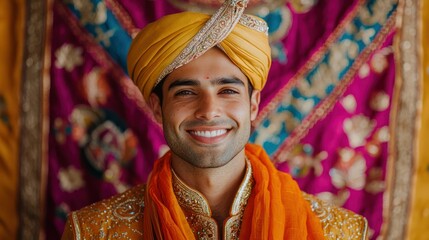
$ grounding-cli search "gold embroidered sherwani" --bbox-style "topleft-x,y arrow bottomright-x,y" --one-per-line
62,162 -> 368,240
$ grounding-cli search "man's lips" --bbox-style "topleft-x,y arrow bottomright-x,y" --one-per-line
187,128 -> 230,144
189,129 -> 227,138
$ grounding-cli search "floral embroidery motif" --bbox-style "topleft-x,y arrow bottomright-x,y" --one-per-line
341,94 -> 357,113
358,63 -> 371,78
63,0 -> 107,25
360,47 -> 392,78
365,168 -> 385,194
83,67 -> 112,107
104,161 -> 129,193
371,47 -> 392,73
365,126 -> 389,157
252,107 -> 299,148
370,53 -> 388,73
69,106 -> 138,188
330,148 -> 367,190
358,0 -> 396,26
343,115 -> 376,148
370,91 -> 390,111
94,27 -> 116,47
55,44 -> 84,71
316,190 -> 350,207
283,144 -> 327,177
58,166 -> 85,192
289,0 -> 318,13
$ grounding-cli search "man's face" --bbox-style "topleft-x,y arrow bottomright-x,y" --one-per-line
149,47 -> 260,168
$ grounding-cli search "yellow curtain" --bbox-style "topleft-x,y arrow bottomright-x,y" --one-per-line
407,0 -> 429,238
0,0 -> 25,239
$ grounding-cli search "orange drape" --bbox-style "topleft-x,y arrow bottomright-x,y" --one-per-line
0,0 -> 25,239
143,144 -> 325,239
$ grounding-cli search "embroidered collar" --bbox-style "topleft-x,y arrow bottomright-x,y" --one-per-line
172,158 -> 254,239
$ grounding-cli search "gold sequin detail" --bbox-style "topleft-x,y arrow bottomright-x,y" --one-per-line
302,192 -> 369,240
68,185 -> 145,239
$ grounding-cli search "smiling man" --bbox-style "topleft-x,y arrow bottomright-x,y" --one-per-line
62,1 -> 368,239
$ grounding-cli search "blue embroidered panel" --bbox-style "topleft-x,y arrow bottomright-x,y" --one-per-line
64,0 -> 132,71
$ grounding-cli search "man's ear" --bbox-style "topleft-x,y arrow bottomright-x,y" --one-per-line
148,93 -> 163,123
250,89 -> 260,121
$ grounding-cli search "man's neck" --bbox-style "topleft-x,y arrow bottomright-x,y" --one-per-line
171,152 -> 247,227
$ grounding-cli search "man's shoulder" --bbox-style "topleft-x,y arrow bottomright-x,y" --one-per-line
73,184 -> 146,220
302,192 -> 369,240
62,185 -> 146,239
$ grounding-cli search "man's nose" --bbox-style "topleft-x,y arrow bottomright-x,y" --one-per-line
195,93 -> 221,120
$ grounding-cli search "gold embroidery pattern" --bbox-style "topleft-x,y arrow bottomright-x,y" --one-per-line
185,214 -> 218,239
70,185 -> 145,239
303,192 -> 368,240
172,170 -> 212,215
224,215 -> 242,239
172,159 -> 253,240
112,198 -> 144,221
238,14 -> 269,35
227,163 -> 253,239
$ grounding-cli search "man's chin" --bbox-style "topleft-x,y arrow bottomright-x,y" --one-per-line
181,151 -> 232,168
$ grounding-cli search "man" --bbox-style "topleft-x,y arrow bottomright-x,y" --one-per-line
62,0 -> 368,239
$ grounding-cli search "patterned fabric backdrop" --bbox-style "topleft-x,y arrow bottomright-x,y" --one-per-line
1,0 -> 427,239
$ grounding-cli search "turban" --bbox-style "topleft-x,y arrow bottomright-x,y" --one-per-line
127,1 -> 272,102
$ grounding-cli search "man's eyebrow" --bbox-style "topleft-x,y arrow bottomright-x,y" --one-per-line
167,77 -> 245,91
167,79 -> 199,91
212,77 -> 245,86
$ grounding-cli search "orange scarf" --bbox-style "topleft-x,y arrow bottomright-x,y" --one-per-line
143,144 -> 325,239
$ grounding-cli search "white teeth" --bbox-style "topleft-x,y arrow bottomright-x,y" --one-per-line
191,129 -> 227,138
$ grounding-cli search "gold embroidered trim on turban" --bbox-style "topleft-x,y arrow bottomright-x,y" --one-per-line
127,0 -> 271,102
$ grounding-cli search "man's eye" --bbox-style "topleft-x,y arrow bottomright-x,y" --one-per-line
175,90 -> 194,96
220,89 -> 239,94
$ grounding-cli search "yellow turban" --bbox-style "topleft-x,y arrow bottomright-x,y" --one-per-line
127,9 -> 271,102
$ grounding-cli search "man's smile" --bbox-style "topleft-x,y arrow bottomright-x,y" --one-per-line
187,128 -> 230,144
